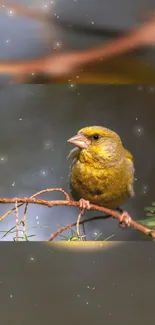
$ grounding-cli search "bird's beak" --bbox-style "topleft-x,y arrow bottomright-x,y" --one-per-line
67,133 -> 90,149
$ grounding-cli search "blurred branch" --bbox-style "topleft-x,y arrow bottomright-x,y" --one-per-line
0,0 -> 124,37
0,188 -> 155,241
0,1 -> 50,21
1,2 -> 155,82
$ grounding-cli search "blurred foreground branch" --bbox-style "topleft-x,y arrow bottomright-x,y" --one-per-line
0,188 -> 155,241
1,2 -> 155,82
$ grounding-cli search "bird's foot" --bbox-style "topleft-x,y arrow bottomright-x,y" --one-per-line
119,211 -> 131,228
79,198 -> 91,210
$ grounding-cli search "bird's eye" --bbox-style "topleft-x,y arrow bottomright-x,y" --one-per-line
93,134 -> 99,140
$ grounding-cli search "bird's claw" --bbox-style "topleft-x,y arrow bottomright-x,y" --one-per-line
119,211 -> 131,228
79,198 -> 91,210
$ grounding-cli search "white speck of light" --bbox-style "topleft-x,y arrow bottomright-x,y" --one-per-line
12,182 -> 15,187
141,184 -> 149,195
92,21 -> 95,24
8,10 -> 14,16
86,286 -> 90,289
69,83 -> 76,90
149,87 -> 154,93
30,257 -> 34,261
135,178 -> 137,181
19,117 -> 22,121
37,221 -> 39,225
137,86 -> 143,91
40,170 -> 48,177
135,117 -> 138,121
36,216 -> 39,220
86,301 -> 89,305
0,156 -> 8,164
31,72 -> 35,76
109,313 -> 112,316
5,39 -> 10,44
133,125 -> 144,137
10,294 -> 13,298
43,140 -> 53,150
77,294 -> 80,298
98,305 -> 100,308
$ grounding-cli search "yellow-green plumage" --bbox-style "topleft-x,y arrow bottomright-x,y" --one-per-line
68,126 -> 135,209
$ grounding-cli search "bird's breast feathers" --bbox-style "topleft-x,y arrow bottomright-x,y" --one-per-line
70,155 -> 134,208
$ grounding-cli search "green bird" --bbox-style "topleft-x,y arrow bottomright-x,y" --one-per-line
67,126 -> 135,225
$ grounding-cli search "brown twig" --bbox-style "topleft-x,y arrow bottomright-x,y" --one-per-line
76,208 -> 84,237
0,188 -> 154,241
48,215 -> 111,241
0,1 -> 50,21
15,199 -> 19,241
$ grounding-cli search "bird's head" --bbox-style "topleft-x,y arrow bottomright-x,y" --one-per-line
67,126 -> 124,167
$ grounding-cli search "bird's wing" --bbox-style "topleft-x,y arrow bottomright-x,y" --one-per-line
124,149 -> 134,162
124,149 -> 135,197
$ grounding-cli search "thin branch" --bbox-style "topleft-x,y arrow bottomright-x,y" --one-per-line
0,188 -> 154,240
48,215 -> 111,241
76,209 -> 84,237
21,188 -> 70,240
22,204 -> 27,240
0,188 -> 70,222
15,199 -> 19,241
0,1 -> 50,21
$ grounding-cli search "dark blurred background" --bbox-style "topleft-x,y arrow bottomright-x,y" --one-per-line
0,242 -> 155,325
0,85 -> 154,241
